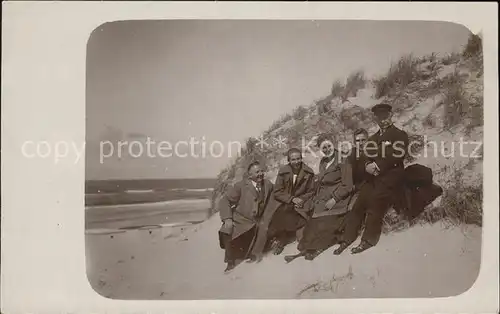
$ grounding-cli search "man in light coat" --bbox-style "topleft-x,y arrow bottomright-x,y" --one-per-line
218,161 -> 274,272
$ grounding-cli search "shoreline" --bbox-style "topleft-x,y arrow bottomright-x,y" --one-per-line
85,198 -> 211,231
85,222 -> 196,235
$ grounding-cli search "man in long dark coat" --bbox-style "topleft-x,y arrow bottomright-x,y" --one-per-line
266,148 -> 316,255
218,161 -> 274,272
334,103 -> 409,255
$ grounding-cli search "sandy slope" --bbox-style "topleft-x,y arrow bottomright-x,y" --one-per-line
85,215 -> 481,300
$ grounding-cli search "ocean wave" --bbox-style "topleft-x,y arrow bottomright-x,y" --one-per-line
86,192 -> 119,196
85,198 -> 211,210
186,188 -> 214,192
125,189 -> 155,193
170,188 -> 214,192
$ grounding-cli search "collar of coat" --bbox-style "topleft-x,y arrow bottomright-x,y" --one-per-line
321,154 -> 340,167
277,163 -> 314,176
245,178 -> 271,190
245,178 -> 272,201
375,123 -> 396,136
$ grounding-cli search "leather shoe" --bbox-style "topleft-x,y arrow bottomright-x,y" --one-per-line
224,261 -> 236,273
351,241 -> 373,254
246,255 -> 262,263
333,242 -> 349,255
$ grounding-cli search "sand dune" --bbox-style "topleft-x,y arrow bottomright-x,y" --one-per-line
85,215 -> 481,300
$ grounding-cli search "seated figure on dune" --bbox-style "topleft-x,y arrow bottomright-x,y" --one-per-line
218,161 -> 274,273
334,103 -> 409,255
266,148 -> 316,255
284,133 -> 358,263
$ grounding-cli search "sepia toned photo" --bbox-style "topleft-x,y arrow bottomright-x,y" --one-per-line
83,20 -> 485,300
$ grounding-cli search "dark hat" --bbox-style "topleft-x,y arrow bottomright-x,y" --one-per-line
371,103 -> 392,114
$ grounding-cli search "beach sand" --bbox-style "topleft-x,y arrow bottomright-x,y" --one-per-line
85,212 -> 481,300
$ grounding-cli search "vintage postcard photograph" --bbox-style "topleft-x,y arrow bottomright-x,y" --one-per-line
84,20 -> 485,300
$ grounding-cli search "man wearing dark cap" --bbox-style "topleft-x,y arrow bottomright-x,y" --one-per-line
334,103 -> 409,254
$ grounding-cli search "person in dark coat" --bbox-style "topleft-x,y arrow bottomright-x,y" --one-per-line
266,148 -> 316,255
284,133 -> 357,262
218,161 -> 274,272
334,103 -> 409,255
348,128 -> 369,189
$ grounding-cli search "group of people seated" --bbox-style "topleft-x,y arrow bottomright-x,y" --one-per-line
218,103 -> 411,272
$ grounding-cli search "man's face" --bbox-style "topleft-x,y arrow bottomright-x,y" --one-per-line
373,111 -> 392,129
320,140 -> 335,158
354,133 -> 368,148
289,152 -> 303,170
249,164 -> 264,183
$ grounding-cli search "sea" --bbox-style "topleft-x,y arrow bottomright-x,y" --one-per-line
85,178 -> 217,231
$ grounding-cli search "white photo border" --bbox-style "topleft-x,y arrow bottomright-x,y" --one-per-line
1,2 -> 498,314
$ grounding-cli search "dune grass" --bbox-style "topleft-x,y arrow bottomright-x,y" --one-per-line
373,54 -> 420,99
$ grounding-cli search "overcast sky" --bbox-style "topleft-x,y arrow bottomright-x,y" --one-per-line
85,20 -> 471,180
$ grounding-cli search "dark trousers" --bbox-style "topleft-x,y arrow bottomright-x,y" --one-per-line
267,206 -> 306,245
342,180 -> 394,246
220,227 -> 256,263
298,213 -> 347,252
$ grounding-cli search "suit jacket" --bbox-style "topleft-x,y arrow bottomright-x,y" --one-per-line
363,124 -> 409,189
306,156 -> 355,218
347,147 -> 368,189
246,164 -> 316,256
218,178 -> 274,240
272,163 -> 316,219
